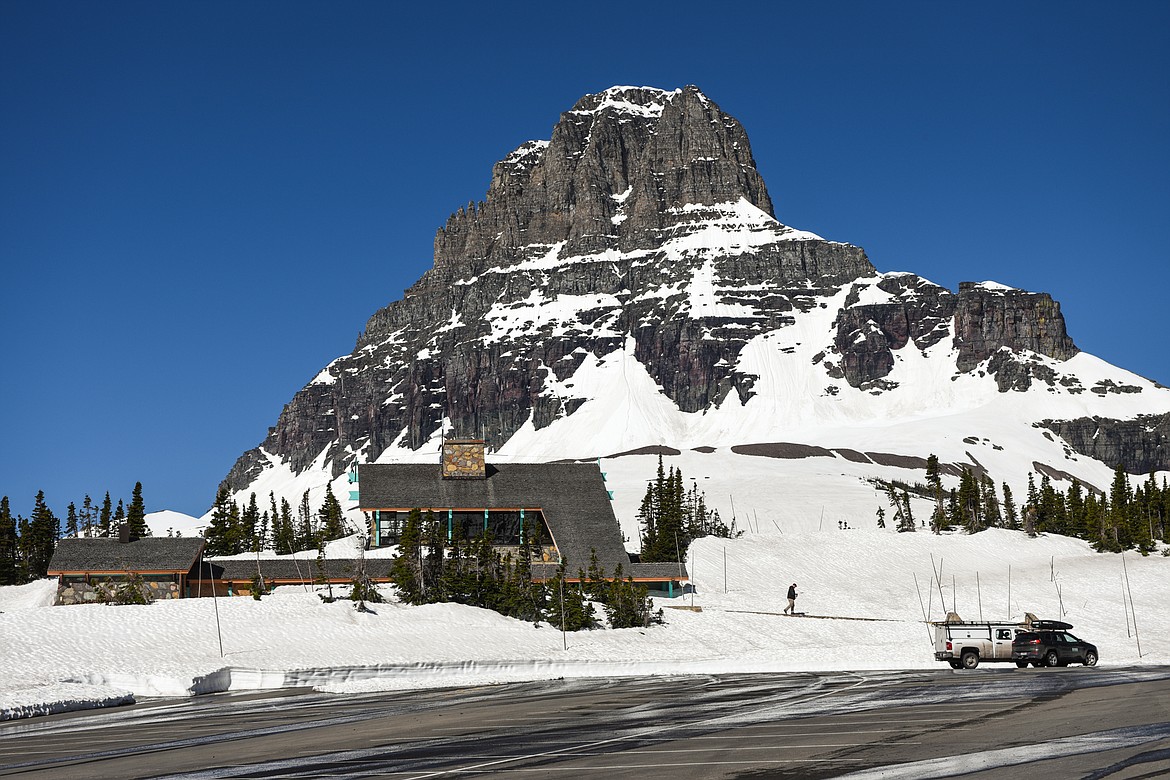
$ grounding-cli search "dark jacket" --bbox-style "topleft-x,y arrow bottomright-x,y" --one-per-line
787,585 -> 797,600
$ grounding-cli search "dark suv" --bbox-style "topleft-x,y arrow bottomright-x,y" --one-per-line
1011,629 -> 1099,668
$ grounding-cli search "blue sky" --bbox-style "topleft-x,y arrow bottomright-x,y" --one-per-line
2,2 -> 1167,520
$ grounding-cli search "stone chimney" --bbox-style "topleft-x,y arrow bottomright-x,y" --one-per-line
442,439 -> 486,479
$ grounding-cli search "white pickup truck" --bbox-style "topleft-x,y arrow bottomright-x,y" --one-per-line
932,614 -> 1070,669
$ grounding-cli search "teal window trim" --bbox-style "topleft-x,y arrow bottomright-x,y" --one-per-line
484,508 -> 489,533
520,508 -> 525,544
447,509 -> 453,542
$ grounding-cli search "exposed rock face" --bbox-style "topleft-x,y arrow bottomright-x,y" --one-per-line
1040,414 -> 1170,473
954,282 -> 1078,372
220,85 -> 1104,495
831,274 -> 957,388
826,277 -> 1081,391
434,86 -> 775,265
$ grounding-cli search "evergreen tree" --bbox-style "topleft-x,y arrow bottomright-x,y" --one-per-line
1085,492 -> 1109,550
298,490 -> 314,549
421,510 -> 445,600
16,516 -> 30,582
389,508 -> 426,604
957,468 -> 982,533
546,558 -> 596,631
112,572 -> 149,605
600,563 -> 662,628
126,481 -> 148,540
639,457 -> 730,561
112,499 -> 125,538
313,545 -> 335,601
1002,483 -> 1019,530
348,540 -> 385,608
25,491 -> 59,579
249,571 -> 264,600
926,454 -> 947,533
502,518 -> 544,622
318,483 -> 346,542
99,492 -> 113,538
635,488 -> 656,559
79,494 -> 96,537
242,492 -> 260,552
902,490 -> 918,532
204,486 -> 239,556
276,497 -> 296,554
1037,474 -> 1066,535
1106,464 -> 1131,550
980,475 -> 1002,528
1134,472 -> 1157,553
1160,477 -> 1170,544
65,502 -> 79,538
886,485 -> 906,531
0,497 -> 17,586
875,506 -> 886,529
268,493 -> 282,551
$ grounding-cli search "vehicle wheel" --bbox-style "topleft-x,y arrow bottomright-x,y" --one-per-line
1083,650 -> 1098,667
1015,661 -> 1028,668
961,651 -> 980,669
948,660 -> 962,669
1044,650 -> 1060,668
1030,661 -> 1043,668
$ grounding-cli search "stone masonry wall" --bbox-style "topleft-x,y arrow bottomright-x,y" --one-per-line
57,579 -> 181,605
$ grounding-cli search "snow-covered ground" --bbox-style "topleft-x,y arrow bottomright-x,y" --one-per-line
2,528 -> 1166,721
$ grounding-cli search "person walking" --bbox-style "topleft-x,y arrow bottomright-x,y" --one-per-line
784,583 -> 798,615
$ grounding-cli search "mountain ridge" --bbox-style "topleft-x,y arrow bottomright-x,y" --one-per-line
219,85 -> 1170,521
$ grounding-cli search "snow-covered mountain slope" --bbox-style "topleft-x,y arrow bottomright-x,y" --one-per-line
213,85 -> 1170,534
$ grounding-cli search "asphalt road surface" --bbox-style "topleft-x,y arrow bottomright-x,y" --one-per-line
2,666 -> 1170,779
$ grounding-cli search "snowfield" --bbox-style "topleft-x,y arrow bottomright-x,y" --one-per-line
2,528 -> 1166,721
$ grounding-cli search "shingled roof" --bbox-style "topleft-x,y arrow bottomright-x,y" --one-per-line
47,537 -> 206,574
358,462 -> 633,571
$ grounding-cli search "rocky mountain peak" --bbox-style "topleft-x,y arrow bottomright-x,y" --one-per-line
217,86 -> 1159,509
435,84 -> 775,274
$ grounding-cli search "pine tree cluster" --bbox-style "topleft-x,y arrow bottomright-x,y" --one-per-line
638,456 -> 740,563
0,483 -> 149,586
203,484 -> 350,557
882,457 -> 1169,554
387,510 -> 662,630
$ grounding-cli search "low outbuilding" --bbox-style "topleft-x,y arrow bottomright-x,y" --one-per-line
47,536 -> 206,603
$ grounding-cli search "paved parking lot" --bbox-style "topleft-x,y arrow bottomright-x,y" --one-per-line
2,668 -> 1169,779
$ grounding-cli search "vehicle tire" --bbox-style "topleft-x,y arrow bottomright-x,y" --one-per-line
961,651 -> 980,669
1030,661 -> 1043,668
1083,650 -> 1098,667
1015,661 -> 1028,668
948,660 -> 962,669
1044,650 -> 1060,668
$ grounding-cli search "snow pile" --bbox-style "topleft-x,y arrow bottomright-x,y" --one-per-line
0,683 -> 133,722
0,578 -> 57,612
2,528 -> 1166,720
